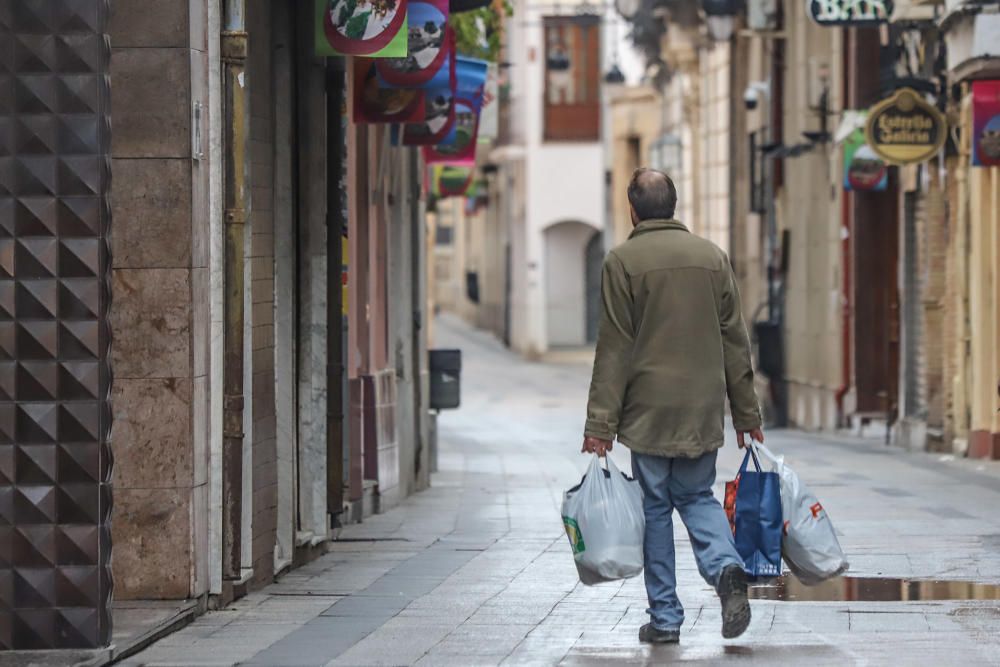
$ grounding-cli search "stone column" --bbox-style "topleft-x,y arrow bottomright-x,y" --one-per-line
108,0 -> 211,599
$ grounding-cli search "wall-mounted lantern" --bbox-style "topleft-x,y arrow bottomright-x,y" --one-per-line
702,0 -> 740,41
604,63 -> 626,84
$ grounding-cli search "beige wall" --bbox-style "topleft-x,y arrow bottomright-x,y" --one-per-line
609,87 -> 661,245
775,0 -> 844,430
952,87 -> 1000,458
699,43 -> 731,250
730,34 -> 768,326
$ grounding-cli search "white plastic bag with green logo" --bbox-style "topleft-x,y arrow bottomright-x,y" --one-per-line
561,456 -> 645,585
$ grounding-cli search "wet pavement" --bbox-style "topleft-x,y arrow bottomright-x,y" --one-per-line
125,314 -> 1000,666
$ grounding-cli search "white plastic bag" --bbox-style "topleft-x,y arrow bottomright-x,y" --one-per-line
757,444 -> 849,585
561,456 -> 645,585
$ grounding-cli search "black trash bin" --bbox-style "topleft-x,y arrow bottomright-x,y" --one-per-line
753,320 -> 783,378
429,349 -> 462,410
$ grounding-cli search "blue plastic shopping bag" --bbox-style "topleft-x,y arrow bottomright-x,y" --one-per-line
731,445 -> 782,580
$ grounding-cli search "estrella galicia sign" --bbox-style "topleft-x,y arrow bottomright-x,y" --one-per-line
864,88 -> 947,165
808,0 -> 893,25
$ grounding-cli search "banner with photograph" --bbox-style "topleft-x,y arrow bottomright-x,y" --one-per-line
431,163 -> 476,197
455,56 -> 489,109
395,87 -> 456,145
972,80 -> 1000,167
376,0 -> 453,88
352,59 -> 425,123
844,124 -> 887,192
316,0 -> 409,57
423,97 -> 479,163
477,64 -> 499,142
394,55 -> 485,146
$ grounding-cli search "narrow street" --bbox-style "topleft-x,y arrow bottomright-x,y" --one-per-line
125,315 -> 1000,666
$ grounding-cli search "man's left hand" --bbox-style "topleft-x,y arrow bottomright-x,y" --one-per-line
582,436 -> 613,457
737,428 -> 765,448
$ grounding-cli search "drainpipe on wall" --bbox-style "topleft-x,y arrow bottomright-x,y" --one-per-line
835,42 -> 851,430
221,0 -> 249,582
835,188 -> 852,427
326,58 -> 346,523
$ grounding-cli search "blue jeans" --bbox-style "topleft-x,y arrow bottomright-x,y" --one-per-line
631,450 -> 743,631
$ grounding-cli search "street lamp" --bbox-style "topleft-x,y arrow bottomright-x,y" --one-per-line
604,63 -> 626,84
702,0 -> 740,41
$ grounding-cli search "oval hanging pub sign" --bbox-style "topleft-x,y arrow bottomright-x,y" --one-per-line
864,87 -> 947,165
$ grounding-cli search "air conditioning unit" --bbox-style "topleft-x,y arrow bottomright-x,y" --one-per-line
748,0 -> 778,30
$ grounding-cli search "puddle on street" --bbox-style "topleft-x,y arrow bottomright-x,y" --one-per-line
748,575 -> 1000,602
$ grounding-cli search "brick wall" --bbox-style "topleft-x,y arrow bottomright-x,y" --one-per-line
247,1 -> 278,587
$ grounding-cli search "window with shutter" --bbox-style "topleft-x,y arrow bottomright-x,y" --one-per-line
543,16 -> 601,142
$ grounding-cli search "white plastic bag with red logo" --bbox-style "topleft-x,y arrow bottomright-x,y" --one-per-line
757,444 -> 849,585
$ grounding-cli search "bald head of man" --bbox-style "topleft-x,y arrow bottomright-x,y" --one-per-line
627,168 -> 678,226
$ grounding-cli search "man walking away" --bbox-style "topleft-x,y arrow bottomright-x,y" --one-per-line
581,168 -> 765,644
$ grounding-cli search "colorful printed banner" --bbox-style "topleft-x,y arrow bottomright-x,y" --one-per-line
396,87 -> 456,145
972,80 -> 1000,167
844,124 -> 887,192
377,0 -> 452,88
315,0 -> 408,57
423,97 -> 479,163
395,55 -> 487,146
353,59 -> 425,123
431,163 -> 476,197
477,64 -> 499,142
455,56 -> 489,109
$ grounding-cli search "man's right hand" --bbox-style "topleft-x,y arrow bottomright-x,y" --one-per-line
582,436 -> 613,457
737,428 -> 765,449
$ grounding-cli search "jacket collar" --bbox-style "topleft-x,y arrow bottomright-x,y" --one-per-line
629,219 -> 689,239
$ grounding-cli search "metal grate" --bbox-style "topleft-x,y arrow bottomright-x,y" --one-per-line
0,0 -> 112,649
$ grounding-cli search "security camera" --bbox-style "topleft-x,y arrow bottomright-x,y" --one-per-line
743,81 -> 770,112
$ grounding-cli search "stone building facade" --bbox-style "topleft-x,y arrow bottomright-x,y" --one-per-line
1,0 -> 434,653
609,0 -> 1000,458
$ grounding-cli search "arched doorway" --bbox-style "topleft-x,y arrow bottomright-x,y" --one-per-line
585,231 -> 604,343
543,221 -> 601,347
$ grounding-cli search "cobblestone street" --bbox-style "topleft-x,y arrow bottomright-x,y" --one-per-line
125,316 -> 1000,666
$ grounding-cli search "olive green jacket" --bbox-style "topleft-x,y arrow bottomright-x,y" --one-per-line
584,219 -> 762,458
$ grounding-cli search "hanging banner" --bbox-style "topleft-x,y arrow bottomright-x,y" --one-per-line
972,80 -> 1000,167
423,97 -> 479,163
395,55 -> 486,146
315,0 -> 409,57
807,0 -> 892,26
432,164 -> 476,197
455,56 -> 489,109
477,64 -> 499,142
844,125 -> 887,192
377,0 -> 452,87
353,59 -> 425,123
396,87 -> 456,144
864,87 -> 947,165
